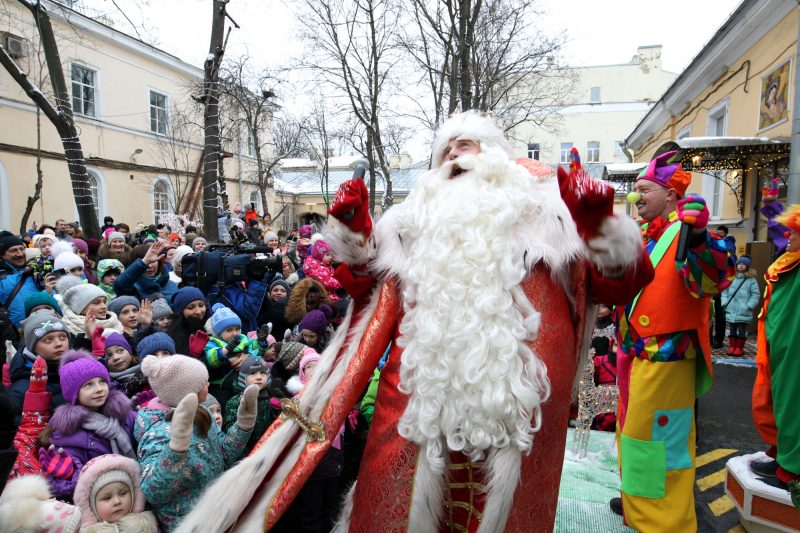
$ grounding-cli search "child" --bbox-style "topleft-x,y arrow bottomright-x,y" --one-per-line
302,239 -> 342,301
97,259 -> 125,300
202,393 -> 224,428
297,308 -> 330,352
39,350 -> 136,501
137,331 -> 176,358
151,297 -> 174,331
722,255 -> 761,356
136,355 -> 257,531
108,296 -> 141,336
58,276 -> 124,345
203,303 -> 267,407
101,332 -> 148,399
270,341 -> 306,396
24,290 -> 62,317
223,357 -> 281,455
73,454 -> 158,532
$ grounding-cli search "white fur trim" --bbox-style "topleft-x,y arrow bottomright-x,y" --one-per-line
0,475 -> 51,532
478,446 -> 522,533
286,375 -> 303,395
50,239 -> 74,260
311,232 -> 324,245
323,217 -> 375,266
406,443 -> 446,533
331,483 -> 356,533
431,111 -> 513,167
585,215 -> 643,271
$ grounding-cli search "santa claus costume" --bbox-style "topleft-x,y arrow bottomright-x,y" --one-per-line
177,112 -> 653,533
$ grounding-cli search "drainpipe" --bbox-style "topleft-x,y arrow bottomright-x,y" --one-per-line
788,4 -> 800,204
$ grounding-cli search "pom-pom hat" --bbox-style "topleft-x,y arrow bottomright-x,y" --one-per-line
141,354 -> 208,407
59,350 -> 110,405
210,303 -> 241,336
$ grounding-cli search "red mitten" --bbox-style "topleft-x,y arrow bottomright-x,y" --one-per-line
556,148 -> 614,240
39,445 -> 75,479
91,326 -> 106,358
188,330 -> 210,358
28,357 -> 48,394
328,179 -> 373,237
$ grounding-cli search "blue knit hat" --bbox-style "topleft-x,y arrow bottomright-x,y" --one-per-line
171,287 -> 205,316
210,303 -> 241,336
136,332 -> 176,357
24,291 -> 62,317
108,296 -> 139,317
736,255 -> 752,268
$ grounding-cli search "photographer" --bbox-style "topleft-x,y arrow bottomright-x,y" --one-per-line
0,231 -> 38,329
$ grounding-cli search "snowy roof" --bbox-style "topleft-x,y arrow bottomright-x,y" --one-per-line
275,167 -> 429,196
279,155 -> 366,171
674,136 -> 790,149
605,163 -> 648,174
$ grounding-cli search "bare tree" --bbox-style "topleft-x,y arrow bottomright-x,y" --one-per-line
296,0 -> 397,213
0,0 -> 99,238
302,101 -> 334,209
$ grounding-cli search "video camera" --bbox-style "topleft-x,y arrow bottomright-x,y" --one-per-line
180,242 -> 283,292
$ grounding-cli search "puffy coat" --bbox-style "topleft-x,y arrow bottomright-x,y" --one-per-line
722,271 -> 760,324
114,258 -> 178,301
302,256 -> 342,300
0,260 -> 39,327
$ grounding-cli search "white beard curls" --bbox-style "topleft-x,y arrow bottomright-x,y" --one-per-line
393,145 -> 552,469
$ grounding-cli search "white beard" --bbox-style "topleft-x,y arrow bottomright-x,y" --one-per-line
382,146 -> 582,470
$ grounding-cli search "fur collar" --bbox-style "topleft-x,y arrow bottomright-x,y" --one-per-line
49,389 -> 132,434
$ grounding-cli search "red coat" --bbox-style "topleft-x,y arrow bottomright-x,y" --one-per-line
8,357 -> 50,479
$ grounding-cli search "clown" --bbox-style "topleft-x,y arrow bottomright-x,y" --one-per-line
177,112 -> 654,533
750,204 -> 800,490
612,150 -> 733,531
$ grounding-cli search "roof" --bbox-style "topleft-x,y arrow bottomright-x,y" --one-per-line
275,167 -> 429,196
653,136 -> 790,172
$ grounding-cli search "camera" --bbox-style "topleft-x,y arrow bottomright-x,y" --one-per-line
180,242 -> 283,291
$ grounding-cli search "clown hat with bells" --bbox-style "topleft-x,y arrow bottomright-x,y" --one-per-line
627,150 -> 692,206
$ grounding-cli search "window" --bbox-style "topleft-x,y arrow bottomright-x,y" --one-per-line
152,179 -> 171,223
704,101 -> 728,218
247,130 -> 256,156
590,86 -> 601,103
527,143 -> 540,160
88,173 -> 99,219
249,189 -> 262,213
85,168 -> 105,220
614,141 -> 625,160
677,125 -> 692,139
560,142 -> 573,163
71,64 -> 96,117
149,91 -> 168,135
586,141 -> 600,163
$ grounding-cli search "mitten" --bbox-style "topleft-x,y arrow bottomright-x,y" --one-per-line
761,200 -> 785,221
677,193 -> 709,232
39,445 -> 75,479
169,393 -> 198,453
555,148 -> 614,240
257,324 -> 271,345
28,357 -> 48,394
91,327 -> 106,358
224,338 -> 241,356
236,384 -> 259,430
762,177 -> 782,203
328,179 -> 373,237
188,330 -> 210,358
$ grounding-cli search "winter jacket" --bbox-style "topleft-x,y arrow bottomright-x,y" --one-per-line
135,404 -> 252,531
302,256 -> 342,300
9,358 -> 50,479
223,391 -> 280,456
108,364 -> 150,399
42,393 -> 135,501
9,348 -> 65,416
114,258 -> 179,301
206,275 -> 275,333
203,334 -> 265,385
722,272 -> 760,324
97,242 -> 133,267
0,260 -> 39,327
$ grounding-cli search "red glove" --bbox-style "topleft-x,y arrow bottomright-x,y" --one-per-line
28,357 -> 48,394
39,445 -> 75,479
188,330 -> 210,358
91,326 -> 106,358
328,179 -> 373,238
556,148 -> 614,240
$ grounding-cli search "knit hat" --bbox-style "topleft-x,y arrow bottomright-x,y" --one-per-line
74,454 -> 146,526
53,251 -> 84,272
32,233 -> 53,247
171,287 -> 205,316
277,341 -> 305,372
151,298 -> 173,321
71,238 -> 88,255
24,290 -> 61,317
210,303 -> 241,336
431,111 -> 513,167
172,245 -> 193,270
636,150 -> 692,198
97,259 -> 125,279
299,225 -> 313,239
107,295 -> 139,318
269,279 -> 290,296
192,237 -> 207,250
299,348 -> 321,384
23,312 -> 67,353
141,354 -> 209,407
63,283 -> 107,315
263,231 -> 279,243
104,332 -> 132,354
237,356 -> 268,390
201,393 -> 220,410
311,240 -> 332,261
0,230 -> 24,256
107,231 -> 125,244
299,309 -> 328,338
736,255 -> 752,268
136,332 -> 176,357
59,350 -> 111,405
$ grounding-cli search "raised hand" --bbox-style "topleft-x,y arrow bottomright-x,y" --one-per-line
39,444 -> 75,479
84,311 -> 97,339
677,193 -> 709,232
137,299 -> 153,327
555,148 -> 614,240
142,241 -> 167,266
29,357 -> 48,393
257,323 -> 271,345
188,330 -> 210,358
328,179 -> 373,237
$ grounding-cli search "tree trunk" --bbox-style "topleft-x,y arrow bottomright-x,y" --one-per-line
19,108 -> 44,234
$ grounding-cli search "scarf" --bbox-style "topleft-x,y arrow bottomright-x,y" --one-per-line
109,364 -> 141,382
82,411 -> 135,458
61,306 -> 124,336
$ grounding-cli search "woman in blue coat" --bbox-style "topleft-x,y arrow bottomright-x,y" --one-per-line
114,241 -> 178,301
721,255 -> 761,356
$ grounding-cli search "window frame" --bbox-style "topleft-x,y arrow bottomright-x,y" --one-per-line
586,141 -> 600,163
560,142 -> 573,164
152,177 -> 173,223
149,90 -> 170,136
704,99 -> 729,219
527,142 -> 540,161
590,86 -> 601,103
70,63 -> 99,118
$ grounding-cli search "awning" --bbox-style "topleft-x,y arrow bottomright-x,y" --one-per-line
603,163 -> 648,183
653,136 -> 790,172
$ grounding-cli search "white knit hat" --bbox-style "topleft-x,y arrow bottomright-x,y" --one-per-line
172,245 -> 194,270
107,231 -> 125,243
430,111 -> 513,168
141,355 -> 209,407
63,283 -> 107,314
53,251 -> 84,272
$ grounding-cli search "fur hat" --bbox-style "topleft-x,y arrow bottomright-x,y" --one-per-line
431,111 -> 513,168
23,311 -> 67,354
0,475 -> 82,533
108,295 -> 139,317
104,332 -> 132,354
97,258 -> 125,279
136,332 -> 176,357
141,354 -> 209,407
298,348 -> 321,384
299,309 -> 327,338
277,341 -> 305,372
151,298 -> 173,321
59,350 -> 110,405
171,287 -> 205,316
210,303 -> 241,336
63,283 -> 107,315
24,291 -> 61,317
74,454 -> 146,527
53,251 -> 84,272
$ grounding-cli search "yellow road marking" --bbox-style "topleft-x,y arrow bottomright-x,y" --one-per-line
709,495 -> 735,517
697,468 -> 726,491
727,526 -> 746,533
696,448 -> 737,468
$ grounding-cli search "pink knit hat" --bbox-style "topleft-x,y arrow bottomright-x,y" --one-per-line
298,348 -> 321,384
311,239 -> 332,261
74,454 -> 146,526
141,354 -> 209,407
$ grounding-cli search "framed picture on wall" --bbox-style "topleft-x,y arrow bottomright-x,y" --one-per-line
758,59 -> 791,132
